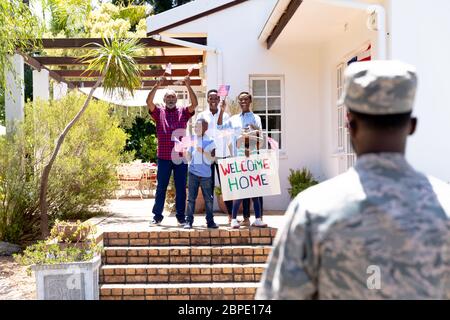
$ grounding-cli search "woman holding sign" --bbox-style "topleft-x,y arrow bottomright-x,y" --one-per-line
217,92 -> 268,229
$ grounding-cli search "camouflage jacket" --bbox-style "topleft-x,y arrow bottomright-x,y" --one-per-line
257,153 -> 450,299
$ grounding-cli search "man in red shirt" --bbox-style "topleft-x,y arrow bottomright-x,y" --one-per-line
146,76 -> 197,225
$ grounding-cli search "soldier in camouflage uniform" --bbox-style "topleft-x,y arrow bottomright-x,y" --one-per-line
257,60 -> 450,299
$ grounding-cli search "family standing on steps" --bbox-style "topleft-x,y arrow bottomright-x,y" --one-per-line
146,75 -> 268,230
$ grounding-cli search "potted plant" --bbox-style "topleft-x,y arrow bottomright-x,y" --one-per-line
214,186 -> 228,213
165,176 -> 176,213
214,186 -> 243,213
50,219 -> 94,244
287,168 -> 319,199
14,220 -> 102,300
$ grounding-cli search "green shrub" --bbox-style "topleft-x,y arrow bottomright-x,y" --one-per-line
214,186 -> 222,196
25,92 -> 128,221
140,134 -> 157,162
14,241 -> 99,273
0,132 -> 40,244
287,168 -> 319,199
122,115 -> 157,162
0,92 -> 128,244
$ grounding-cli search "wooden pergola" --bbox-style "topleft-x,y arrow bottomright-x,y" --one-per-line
22,36 -> 207,89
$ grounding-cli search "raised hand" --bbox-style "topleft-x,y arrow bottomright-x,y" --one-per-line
157,76 -> 166,86
184,76 -> 191,87
219,99 -> 226,112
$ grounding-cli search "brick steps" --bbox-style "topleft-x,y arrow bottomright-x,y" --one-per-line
103,228 -> 277,247
103,245 -> 272,264
99,228 -> 278,300
100,282 -> 259,300
100,263 -> 267,284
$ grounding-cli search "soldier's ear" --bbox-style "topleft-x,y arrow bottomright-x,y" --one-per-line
346,112 -> 358,136
409,117 -> 417,135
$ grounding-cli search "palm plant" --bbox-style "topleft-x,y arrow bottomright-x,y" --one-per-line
39,36 -> 143,238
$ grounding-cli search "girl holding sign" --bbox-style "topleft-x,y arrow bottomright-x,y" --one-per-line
217,92 -> 268,229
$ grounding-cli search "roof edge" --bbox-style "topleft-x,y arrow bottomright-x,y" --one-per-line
146,0 -> 248,36
259,0 -> 303,49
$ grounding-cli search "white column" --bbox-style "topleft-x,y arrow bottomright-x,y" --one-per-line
32,69 -> 50,101
5,54 -> 25,129
53,81 -> 68,100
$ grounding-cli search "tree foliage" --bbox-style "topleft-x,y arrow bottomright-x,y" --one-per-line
112,0 -> 193,14
122,116 -> 157,162
0,0 -> 42,88
45,0 -> 92,37
146,0 -> 193,14
41,1 -> 148,38
84,2 -> 148,38
0,92 -> 128,244
38,35 -> 143,237
82,36 -> 144,98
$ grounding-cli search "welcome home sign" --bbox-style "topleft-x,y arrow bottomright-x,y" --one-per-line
217,150 -> 281,201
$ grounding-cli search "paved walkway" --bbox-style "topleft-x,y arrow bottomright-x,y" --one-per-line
88,198 -> 287,233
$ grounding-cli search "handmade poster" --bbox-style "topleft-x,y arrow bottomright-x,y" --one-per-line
217,150 -> 281,201
218,84 -> 230,97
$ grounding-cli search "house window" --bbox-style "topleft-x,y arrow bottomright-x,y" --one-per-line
336,43 -> 371,172
336,64 -> 356,172
250,76 -> 283,149
337,64 -> 345,152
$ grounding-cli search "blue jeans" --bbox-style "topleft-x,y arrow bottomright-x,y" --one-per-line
232,198 -> 261,219
152,159 -> 187,222
186,172 -> 214,224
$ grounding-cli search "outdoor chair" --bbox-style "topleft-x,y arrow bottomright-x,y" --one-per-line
116,163 -> 144,199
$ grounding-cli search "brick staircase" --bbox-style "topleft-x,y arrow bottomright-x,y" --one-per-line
99,228 -> 277,300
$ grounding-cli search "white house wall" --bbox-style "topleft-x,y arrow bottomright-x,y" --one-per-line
317,0 -> 450,185
388,0 -> 450,183
318,11 -> 380,179
159,0 -> 321,210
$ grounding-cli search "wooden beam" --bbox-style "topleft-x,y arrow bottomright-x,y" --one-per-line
147,0 -> 248,36
35,55 -> 203,66
69,79 -> 202,88
53,69 -> 200,78
19,52 -> 75,89
267,0 -> 303,50
40,37 -> 207,49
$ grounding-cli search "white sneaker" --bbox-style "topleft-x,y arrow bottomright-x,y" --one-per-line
230,219 -> 240,229
251,218 -> 268,228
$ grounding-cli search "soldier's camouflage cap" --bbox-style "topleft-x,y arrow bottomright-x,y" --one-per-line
340,60 -> 418,115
